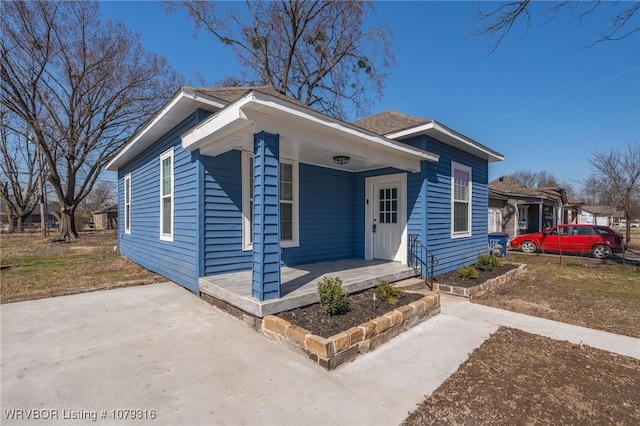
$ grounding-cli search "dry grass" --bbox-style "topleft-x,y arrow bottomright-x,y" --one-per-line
473,251 -> 640,337
1,230 -> 163,303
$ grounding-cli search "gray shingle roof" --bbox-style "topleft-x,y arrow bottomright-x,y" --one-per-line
352,110 -> 432,135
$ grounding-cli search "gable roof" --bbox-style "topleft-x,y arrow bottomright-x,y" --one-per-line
107,85 -> 503,171
353,110 -> 431,135
355,110 -> 503,163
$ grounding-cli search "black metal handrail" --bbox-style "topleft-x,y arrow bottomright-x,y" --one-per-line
408,234 -> 438,290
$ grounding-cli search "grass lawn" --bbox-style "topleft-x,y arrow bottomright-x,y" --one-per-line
473,244 -> 640,339
1,230 -> 163,303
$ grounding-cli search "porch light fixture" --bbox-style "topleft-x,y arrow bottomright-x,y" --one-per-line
333,155 -> 350,165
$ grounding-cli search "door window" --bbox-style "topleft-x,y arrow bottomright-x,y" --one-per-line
379,188 -> 398,224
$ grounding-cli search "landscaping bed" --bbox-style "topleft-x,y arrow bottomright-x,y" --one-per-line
278,287 -> 424,338
402,263 -> 526,298
263,288 -> 440,370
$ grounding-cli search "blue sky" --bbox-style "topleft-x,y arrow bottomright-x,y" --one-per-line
100,1 -> 639,191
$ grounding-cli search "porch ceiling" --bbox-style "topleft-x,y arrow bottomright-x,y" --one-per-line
181,91 -> 439,173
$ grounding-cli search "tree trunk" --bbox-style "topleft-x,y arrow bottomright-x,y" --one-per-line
58,208 -> 79,241
16,216 -> 23,233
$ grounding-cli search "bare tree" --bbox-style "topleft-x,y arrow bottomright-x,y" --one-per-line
170,0 -> 393,119
1,1 -> 182,240
589,141 -> 640,242
0,110 -> 39,232
77,180 -> 115,219
472,1 -> 640,52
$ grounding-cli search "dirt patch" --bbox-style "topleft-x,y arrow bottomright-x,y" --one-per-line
403,327 -> 640,425
277,287 -> 423,338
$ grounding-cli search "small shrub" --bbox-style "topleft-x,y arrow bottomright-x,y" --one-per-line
317,276 -> 349,315
477,253 -> 503,271
376,280 -> 404,305
458,266 -> 479,279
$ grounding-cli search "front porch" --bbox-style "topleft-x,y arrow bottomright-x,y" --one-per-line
199,259 -> 418,317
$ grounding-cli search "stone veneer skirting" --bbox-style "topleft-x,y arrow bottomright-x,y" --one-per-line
434,263 -> 527,298
261,293 -> 440,370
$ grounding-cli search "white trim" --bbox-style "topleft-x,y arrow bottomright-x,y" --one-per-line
159,148 -> 174,242
451,161 -> 472,239
385,121 -> 504,163
364,173 -> 408,264
106,88 -> 226,171
242,151 -> 299,250
124,173 -> 132,234
181,91 -> 438,173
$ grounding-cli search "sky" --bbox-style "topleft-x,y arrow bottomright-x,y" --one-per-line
99,1 -> 640,192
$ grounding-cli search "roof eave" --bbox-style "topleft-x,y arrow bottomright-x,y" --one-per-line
182,91 -> 440,173
385,121 -> 504,163
106,87 -> 227,171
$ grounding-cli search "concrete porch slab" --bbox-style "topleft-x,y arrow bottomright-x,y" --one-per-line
199,259 -> 417,317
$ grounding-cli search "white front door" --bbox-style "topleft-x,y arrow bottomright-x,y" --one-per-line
372,182 -> 402,261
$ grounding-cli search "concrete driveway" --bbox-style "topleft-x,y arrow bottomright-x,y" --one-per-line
2,282 -> 637,425
1,283 -> 492,426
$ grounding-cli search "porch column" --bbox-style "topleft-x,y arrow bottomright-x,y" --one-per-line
251,131 -> 281,301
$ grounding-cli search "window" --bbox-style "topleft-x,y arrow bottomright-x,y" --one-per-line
242,152 -> 298,249
379,188 -> 398,224
451,162 -> 471,237
518,206 -> 529,229
488,207 -> 502,233
124,173 -> 131,234
160,148 -> 173,241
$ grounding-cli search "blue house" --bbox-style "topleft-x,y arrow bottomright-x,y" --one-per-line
106,86 -> 503,316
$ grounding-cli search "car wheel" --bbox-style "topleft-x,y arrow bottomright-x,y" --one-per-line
592,245 -> 611,259
520,241 -> 537,253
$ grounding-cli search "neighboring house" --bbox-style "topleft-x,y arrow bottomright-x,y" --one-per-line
106,86 -> 503,307
91,203 -> 118,230
564,195 -> 584,225
0,198 -> 58,229
489,176 -> 568,239
578,205 -> 622,226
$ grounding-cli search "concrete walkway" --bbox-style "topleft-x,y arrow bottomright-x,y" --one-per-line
1,283 -> 638,426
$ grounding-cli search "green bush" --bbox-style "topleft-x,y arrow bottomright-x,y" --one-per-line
317,276 -> 349,315
458,266 -> 479,279
477,253 -> 502,271
376,280 -> 404,305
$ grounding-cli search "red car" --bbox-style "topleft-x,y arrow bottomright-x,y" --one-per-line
509,224 -> 625,259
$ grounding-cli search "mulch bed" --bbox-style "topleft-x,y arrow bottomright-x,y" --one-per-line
432,263 -> 518,288
401,264 -> 519,291
277,288 -> 423,338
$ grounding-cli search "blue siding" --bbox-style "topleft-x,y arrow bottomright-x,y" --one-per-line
117,112 -> 201,292
282,163 -> 356,265
203,157 -> 357,276
422,135 -> 489,275
251,132 -> 281,300
202,150 -> 249,275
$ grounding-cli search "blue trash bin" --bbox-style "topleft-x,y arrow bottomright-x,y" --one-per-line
488,232 -> 509,257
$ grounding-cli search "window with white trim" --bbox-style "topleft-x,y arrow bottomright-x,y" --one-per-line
451,162 -> 472,237
242,152 -> 299,249
124,173 -> 131,234
160,148 -> 174,241
488,207 -> 502,233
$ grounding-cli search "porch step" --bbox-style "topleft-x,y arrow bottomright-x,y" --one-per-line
392,277 -> 427,289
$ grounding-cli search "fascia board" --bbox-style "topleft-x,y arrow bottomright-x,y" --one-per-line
244,92 -> 439,163
386,122 -> 505,163
106,88 -> 226,171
